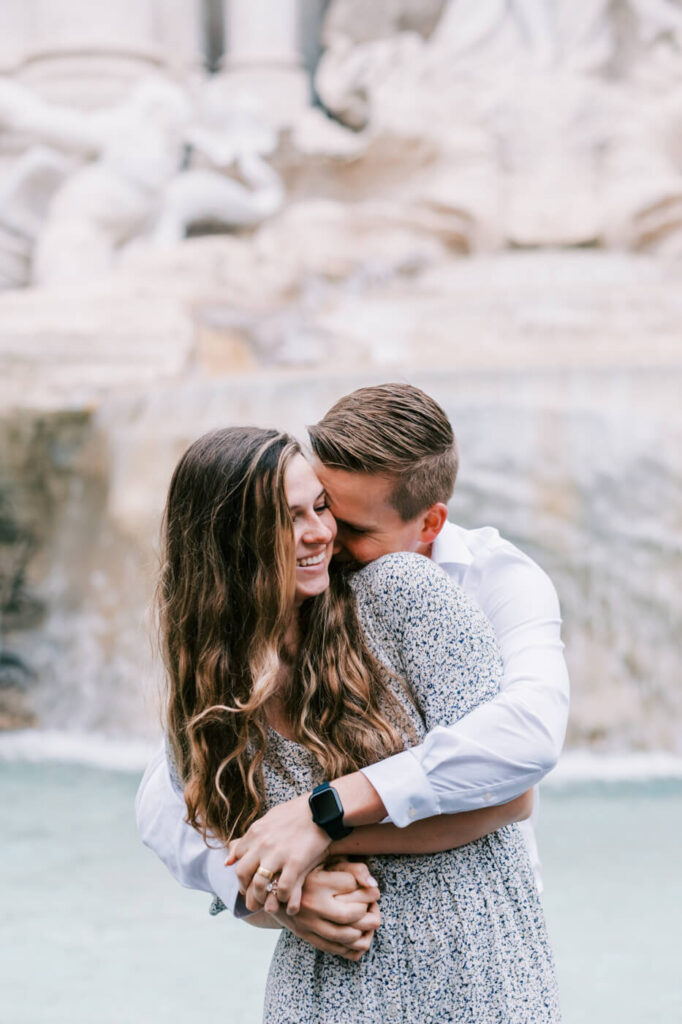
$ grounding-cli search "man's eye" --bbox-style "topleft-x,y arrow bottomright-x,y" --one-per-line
342,523 -> 365,535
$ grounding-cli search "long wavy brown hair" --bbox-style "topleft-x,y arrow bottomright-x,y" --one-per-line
158,427 -> 409,846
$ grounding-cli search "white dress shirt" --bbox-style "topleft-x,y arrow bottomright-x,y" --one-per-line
135,522 -> 569,911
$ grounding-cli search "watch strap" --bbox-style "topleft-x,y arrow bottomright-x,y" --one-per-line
309,782 -> 353,841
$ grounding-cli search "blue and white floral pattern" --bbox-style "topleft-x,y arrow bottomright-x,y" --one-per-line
262,553 -> 561,1023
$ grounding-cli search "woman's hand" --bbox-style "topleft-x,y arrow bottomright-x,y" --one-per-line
226,793 -> 332,914
268,860 -> 381,960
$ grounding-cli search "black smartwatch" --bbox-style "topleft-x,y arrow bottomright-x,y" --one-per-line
309,782 -> 353,841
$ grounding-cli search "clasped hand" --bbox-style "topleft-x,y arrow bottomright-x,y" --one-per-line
271,861 -> 381,961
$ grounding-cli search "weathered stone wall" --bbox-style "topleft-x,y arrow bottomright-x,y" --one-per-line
0,248 -> 679,750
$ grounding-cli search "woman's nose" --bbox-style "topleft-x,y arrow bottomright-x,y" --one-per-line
304,512 -> 335,543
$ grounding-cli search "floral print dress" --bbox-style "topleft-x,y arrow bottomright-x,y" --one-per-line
262,552 -> 561,1024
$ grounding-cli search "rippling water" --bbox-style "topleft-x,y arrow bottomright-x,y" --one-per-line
1,761 -> 680,1024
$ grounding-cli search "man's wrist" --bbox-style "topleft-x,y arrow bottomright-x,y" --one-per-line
331,771 -> 388,827
206,846 -> 246,916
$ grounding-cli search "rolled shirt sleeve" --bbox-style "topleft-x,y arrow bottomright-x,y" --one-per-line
361,531 -> 569,828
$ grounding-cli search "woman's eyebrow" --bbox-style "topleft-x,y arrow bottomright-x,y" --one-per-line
289,489 -> 327,513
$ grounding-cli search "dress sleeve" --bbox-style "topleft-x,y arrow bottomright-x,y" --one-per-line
351,552 -> 503,731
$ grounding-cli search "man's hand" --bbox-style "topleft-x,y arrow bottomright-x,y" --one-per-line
226,793 -> 331,914
269,860 -> 381,961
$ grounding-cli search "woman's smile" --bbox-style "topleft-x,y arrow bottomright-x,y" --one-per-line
296,550 -> 327,568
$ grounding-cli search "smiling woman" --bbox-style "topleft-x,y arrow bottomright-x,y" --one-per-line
159,427 -> 407,851
286,454 -> 336,604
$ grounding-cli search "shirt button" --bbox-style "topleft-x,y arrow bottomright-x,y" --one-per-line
483,793 -> 494,803
408,806 -> 416,819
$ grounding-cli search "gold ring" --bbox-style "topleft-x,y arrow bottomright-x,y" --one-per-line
256,866 -> 276,882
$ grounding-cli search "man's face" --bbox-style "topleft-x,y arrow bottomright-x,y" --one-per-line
311,460 -> 426,564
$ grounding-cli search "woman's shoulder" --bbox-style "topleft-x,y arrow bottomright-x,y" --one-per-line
351,551 -> 495,638
352,550 -> 442,583
351,551 -> 465,609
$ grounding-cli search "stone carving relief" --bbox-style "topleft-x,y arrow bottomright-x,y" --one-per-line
0,77 -> 290,286
317,0 -> 682,252
0,0 -> 368,289
2,0 -> 682,289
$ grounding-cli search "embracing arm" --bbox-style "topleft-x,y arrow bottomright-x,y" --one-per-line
360,546 -> 569,826
137,742 -> 529,922
332,788 -> 533,857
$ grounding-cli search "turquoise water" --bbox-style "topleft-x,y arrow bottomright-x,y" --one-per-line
1,764 -> 680,1024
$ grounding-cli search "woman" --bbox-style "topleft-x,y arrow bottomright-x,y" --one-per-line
160,427 -> 560,1023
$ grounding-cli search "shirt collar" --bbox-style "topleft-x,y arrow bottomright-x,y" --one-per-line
431,520 -> 474,567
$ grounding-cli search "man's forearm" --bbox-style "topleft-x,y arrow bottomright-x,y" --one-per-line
331,790 -> 533,857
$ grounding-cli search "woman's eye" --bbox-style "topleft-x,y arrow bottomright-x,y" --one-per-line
314,504 -> 329,514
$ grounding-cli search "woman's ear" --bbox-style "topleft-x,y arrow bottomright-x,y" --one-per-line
419,503 -> 448,544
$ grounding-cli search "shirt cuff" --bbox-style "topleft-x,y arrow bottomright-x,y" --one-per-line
205,847 -> 248,917
361,748 -> 441,828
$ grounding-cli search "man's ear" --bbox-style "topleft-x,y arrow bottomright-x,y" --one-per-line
419,503 -> 448,544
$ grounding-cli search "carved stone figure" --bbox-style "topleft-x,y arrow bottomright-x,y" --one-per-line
322,0 -> 446,46
0,77 -> 286,285
316,0 -> 682,251
0,146 -> 74,287
152,155 -> 284,245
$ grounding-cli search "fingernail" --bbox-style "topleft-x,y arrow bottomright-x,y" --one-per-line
368,877 -> 378,886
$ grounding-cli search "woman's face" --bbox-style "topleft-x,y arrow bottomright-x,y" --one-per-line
285,453 -> 337,606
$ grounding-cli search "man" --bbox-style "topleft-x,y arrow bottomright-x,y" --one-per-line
136,383 -> 569,955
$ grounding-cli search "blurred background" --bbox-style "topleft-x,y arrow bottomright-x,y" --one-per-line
0,2 -> 680,1022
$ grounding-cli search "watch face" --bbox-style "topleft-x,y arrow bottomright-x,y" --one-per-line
313,787 -> 341,823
